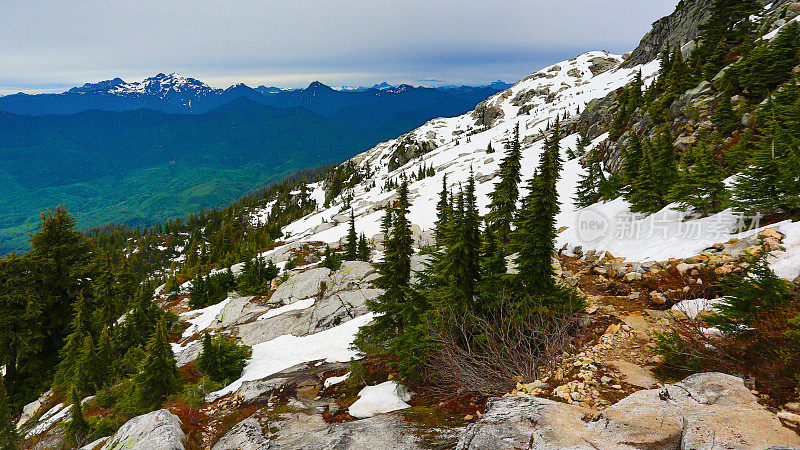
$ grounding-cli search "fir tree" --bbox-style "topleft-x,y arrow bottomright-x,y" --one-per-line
197,333 -> 250,383
667,142 -> 729,215
133,316 -> 181,411
435,175 -> 451,245
73,333 -> 99,396
0,253 -> 37,384
709,247 -> 794,334
54,294 -> 90,387
356,181 -> 416,350
345,210 -> 358,260
573,156 -> 607,208
66,386 -> 90,442
628,139 -> 664,213
357,233 -> 371,261
488,123 -> 522,246
445,175 -> 482,310
712,90 -> 738,134
28,206 -> 94,379
622,133 -> 643,188
96,325 -> 113,383
513,121 -> 562,298
0,380 -> 18,450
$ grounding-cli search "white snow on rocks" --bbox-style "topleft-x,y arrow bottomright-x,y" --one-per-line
209,312 -> 375,400
348,381 -> 412,419
257,298 -> 316,320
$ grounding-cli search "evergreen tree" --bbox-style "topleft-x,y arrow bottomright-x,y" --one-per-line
667,142 -> 729,215
0,253 -> 38,385
66,386 -> 90,442
699,0 -> 761,47
434,175 -> 452,245
345,210 -> 358,260
133,316 -> 181,411
622,133 -> 644,188
732,101 -> 800,216
96,326 -> 113,383
513,121 -> 562,298
118,283 -> 162,350
628,139 -> 664,213
357,233 -> 371,261
356,181 -> 416,350
709,247 -> 794,334
73,333 -> 99,396
0,380 -> 18,450
712,90 -> 738,134
573,156 -> 607,208
445,176 -> 482,310
54,294 -> 90,387
197,333 -> 250,383
28,207 -> 94,379
488,123 -> 522,246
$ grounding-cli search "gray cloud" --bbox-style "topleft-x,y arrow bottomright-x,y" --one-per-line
1,0 -> 677,94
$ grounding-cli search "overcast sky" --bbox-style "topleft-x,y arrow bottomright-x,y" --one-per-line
1,0 -> 678,95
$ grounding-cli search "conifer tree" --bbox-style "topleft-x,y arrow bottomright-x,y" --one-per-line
488,123 -> 522,246
732,101 -> 800,216
66,386 -> 90,441
628,139 -> 664,213
622,133 -> 643,189
652,127 -> 679,201
357,234 -> 371,261
96,325 -> 113,382
54,294 -> 90,387
356,181 -> 416,349
133,316 -> 181,411
712,90 -> 738,134
29,206 -> 94,375
0,379 -> 18,450
445,175 -> 482,310
709,248 -> 794,334
573,156 -> 607,208
513,121 -> 563,298
73,333 -> 99,396
667,142 -> 729,215
0,253 -> 37,384
345,210 -> 358,260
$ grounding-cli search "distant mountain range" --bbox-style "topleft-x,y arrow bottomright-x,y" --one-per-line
0,74 -> 511,117
0,74 -> 509,254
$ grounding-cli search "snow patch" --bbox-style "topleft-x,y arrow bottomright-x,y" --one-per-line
348,381 -> 412,419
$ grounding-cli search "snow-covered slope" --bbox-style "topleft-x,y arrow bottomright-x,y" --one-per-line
249,49 -> 799,279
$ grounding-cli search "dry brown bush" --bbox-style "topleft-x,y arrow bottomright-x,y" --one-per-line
424,306 -> 585,396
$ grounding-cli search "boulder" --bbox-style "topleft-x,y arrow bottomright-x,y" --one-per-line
457,373 -> 800,449
271,268 -> 331,306
174,339 -> 203,367
308,288 -> 380,333
102,409 -> 184,450
212,416 -> 266,450
275,412 -> 425,449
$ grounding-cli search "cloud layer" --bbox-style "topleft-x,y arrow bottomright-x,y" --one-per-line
1,0 -> 677,94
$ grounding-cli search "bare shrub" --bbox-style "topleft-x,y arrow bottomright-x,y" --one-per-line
424,306 -> 585,396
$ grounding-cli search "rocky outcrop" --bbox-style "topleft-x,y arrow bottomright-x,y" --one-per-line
211,416 -> 265,450
271,267 -> 331,306
457,372 -> 800,449
623,0 -> 714,67
274,413 -> 425,449
102,409 -> 185,450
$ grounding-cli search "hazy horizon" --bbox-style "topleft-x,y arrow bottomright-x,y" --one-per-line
2,0 -> 677,95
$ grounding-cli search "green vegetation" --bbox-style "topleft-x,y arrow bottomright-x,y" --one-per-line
356,123 -> 584,393
197,333 -> 251,384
